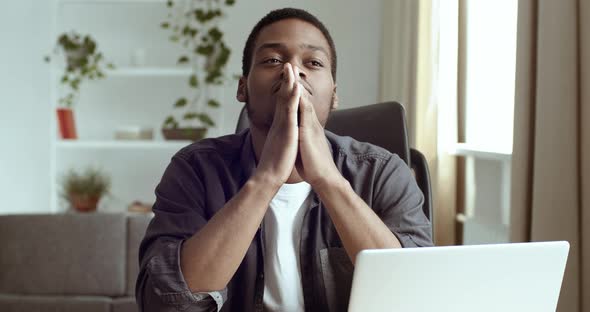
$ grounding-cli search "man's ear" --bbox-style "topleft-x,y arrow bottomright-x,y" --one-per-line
331,85 -> 339,110
236,77 -> 248,103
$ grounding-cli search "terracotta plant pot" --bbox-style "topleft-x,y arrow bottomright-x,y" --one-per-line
69,194 -> 100,213
56,108 -> 77,139
162,127 -> 207,141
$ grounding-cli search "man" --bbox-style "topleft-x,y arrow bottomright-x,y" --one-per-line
136,7 -> 432,312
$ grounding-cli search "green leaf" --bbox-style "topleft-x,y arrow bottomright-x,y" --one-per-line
194,9 -> 220,23
197,113 -> 215,127
166,0 -> 173,8
161,22 -> 170,29
183,112 -> 199,120
70,78 -> 81,90
182,25 -> 193,36
189,74 -> 199,87
163,115 -> 179,129
208,27 -> 223,41
196,45 -> 214,56
214,43 -> 231,68
177,55 -> 189,64
207,99 -> 220,108
169,35 -> 180,42
174,98 -> 188,108
205,70 -> 221,83
225,0 -> 235,5
194,9 -> 206,22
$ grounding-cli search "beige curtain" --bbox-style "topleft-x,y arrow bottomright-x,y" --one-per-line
380,0 -> 457,246
379,0 -> 419,145
510,0 -> 590,311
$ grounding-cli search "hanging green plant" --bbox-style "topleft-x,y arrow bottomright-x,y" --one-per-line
161,0 -> 236,141
45,32 -> 114,108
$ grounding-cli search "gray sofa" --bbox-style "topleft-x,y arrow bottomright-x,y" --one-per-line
0,212 -> 153,312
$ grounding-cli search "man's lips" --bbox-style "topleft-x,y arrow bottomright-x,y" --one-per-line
271,79 -> 313,96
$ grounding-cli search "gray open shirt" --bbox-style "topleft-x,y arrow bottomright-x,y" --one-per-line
136,129 -> 433,312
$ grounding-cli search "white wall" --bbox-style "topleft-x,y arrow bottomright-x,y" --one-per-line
0,0 -> 384,214
0,1 -> 53,214
223,0 -> 384,125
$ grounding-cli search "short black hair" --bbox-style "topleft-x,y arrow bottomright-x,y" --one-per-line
241,8 -> 337,82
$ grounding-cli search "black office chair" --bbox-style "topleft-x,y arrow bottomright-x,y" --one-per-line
235,102 -> 433,236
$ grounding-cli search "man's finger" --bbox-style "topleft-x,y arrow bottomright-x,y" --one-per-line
298,88 -> 316,129
286,82 -> 301,126
286,63 -> 295,94
293,66 -> 300,94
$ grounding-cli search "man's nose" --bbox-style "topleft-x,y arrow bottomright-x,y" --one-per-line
280,63 -> 307,80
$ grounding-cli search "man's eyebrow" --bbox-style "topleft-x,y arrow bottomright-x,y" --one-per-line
300,43 -> 329,57
256,42 -> 329,58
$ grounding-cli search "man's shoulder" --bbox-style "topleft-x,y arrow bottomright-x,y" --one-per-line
325,130 -> 399,164
175,130 -> 248,161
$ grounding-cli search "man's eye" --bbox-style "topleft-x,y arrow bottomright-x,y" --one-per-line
263,58 -> 281,64
310,60 -> 324,67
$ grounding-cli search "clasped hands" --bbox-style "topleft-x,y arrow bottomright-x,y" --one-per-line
254,63 -> 341,190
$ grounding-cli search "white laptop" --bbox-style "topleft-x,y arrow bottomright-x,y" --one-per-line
348,241 -> 569,312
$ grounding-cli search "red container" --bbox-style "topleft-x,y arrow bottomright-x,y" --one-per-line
56,108 -> 77,139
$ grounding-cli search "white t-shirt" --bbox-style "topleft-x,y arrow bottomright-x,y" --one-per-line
263,181 -> 313,312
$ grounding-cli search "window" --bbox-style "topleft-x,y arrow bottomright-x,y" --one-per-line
463,0 -> 518,153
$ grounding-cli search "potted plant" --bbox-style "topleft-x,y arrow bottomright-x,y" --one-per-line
160,0 -> 236,141
60,167 -> 111,213
45,32 -> 114,139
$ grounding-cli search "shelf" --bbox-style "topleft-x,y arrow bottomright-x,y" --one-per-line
59,0 -> 169,4
449,143 -> 512,161
56,140 -> 193,150
106,67 -> 192,77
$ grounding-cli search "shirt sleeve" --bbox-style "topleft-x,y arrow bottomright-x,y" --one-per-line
135,152 -> 228,312
372,153 -> 434,247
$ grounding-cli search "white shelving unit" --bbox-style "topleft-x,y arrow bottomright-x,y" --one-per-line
106,67 -> 192,77
48,0 -> 216,213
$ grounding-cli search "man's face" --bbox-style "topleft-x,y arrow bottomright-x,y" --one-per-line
237,18 -> 337,131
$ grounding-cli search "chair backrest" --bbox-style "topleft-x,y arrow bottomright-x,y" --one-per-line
325,102 -> 411,166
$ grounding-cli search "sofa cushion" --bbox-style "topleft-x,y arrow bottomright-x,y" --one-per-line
0,294 -> 111,312
126,213 -> 153,296
112,296 -> 139,312
0,213 -> 126,296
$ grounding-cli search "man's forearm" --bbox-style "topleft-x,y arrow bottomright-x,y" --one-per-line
180,174 -> 280,292
313,176 -> 402,264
